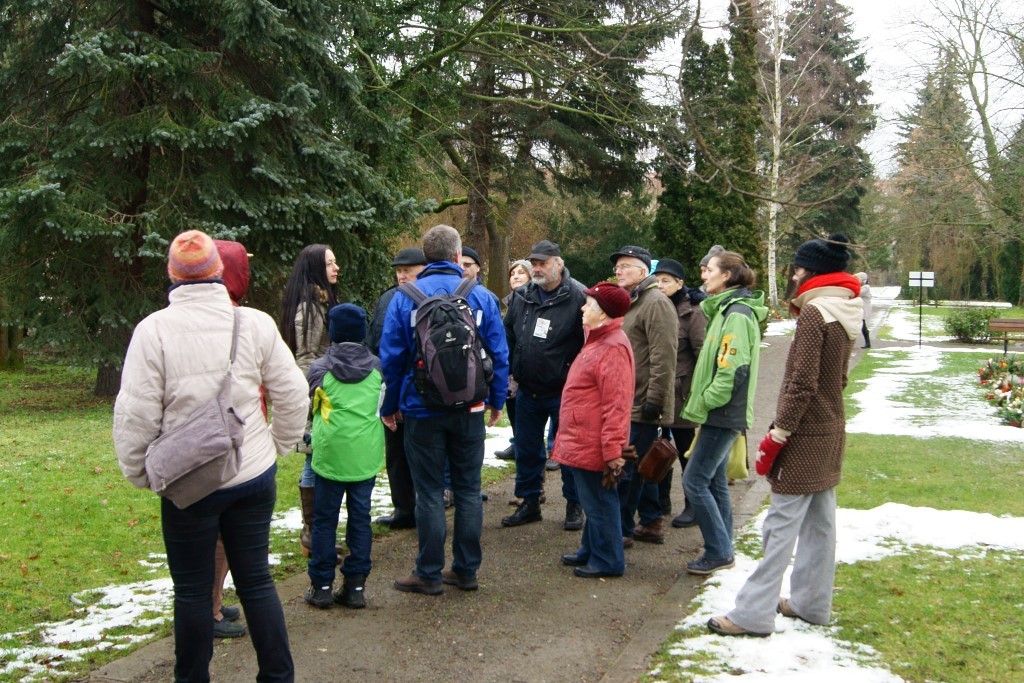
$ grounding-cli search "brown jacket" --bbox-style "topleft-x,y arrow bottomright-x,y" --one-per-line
622,278 -> 678,425
669,290 -> 707,428
768,302 -> 856,495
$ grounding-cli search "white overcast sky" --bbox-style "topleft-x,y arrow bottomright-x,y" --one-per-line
653,0 -> 1024,177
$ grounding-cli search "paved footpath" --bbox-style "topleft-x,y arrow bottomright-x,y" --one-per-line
92,323 -> 848,683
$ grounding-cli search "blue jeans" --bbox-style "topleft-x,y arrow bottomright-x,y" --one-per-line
299,453 -> 315,487
568,467 -> 625,575
309,474 -> 375,586
618,422 -> 663,537
682,425 -> 739,561
404,412 -> 485,581
161,466 -> 293,683
514,392 -> 577,503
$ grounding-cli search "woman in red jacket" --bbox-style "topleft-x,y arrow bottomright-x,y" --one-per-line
552,282 -> 635,578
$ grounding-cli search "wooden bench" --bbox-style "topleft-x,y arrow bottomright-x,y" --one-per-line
989,318 -> 1024,353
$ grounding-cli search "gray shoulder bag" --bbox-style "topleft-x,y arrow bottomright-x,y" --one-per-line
144,309 -> 247,509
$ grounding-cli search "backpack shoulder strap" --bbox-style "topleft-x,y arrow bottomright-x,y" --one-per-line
453,278 -> 477,300
398,282 -> 429,306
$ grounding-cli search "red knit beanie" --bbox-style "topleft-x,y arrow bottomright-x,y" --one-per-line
584,281 -> 631,318
168,230 -> 224,282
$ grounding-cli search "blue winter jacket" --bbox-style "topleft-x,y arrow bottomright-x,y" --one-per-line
379,262 -> 510,418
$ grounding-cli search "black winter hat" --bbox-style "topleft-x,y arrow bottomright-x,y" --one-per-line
609,245 -> 652,270
653,258 -> 686,281
328,303 -> 367,343
392,247 -> 426,266
793,233 -> 852,274
461,246 -> 482,265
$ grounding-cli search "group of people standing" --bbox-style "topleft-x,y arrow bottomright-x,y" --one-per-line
112,223 -> 865,680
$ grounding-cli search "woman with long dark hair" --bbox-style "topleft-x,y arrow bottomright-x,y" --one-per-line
708,234 -> 861,637
279,244 -> 339,556
680,251 -> 767,577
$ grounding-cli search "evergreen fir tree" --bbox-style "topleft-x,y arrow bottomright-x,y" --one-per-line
0,1 -> 421,391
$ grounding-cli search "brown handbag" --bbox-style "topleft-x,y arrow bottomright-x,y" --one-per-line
637,437 -> 678,483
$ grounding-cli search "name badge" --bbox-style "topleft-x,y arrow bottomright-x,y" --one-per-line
533,318 -> 551,339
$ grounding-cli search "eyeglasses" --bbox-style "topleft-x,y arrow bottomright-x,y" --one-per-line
612,264 -> 644,274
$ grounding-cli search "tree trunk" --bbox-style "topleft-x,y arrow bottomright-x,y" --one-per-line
1,325 -> 25,370
94,363 -> 122,397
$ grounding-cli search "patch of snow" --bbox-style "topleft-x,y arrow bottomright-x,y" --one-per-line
652,504 -> 1024,682
846,346 -> 1024,442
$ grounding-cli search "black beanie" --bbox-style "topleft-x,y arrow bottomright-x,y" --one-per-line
328,303 -> 367,343
794,233 -> 852,274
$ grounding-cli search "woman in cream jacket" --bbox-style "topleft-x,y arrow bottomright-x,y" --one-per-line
114,230 -> 307,683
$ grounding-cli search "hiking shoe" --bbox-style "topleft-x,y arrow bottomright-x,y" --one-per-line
501,499 -> 542,527
334,574 -> 366,609
561,553 -> 587,567
573,565 -> 622,579
707,616 -> 771,638
633,518 -> 665,544
393,573 -> 443,596
545,459 -> 560,471
493,445 -> 515,460
441,569 -> 479,591
622,536 -> 634,549
686,556 -> 735,576
304,582 -> 334,609
563,502 -> 584,531
375,513 -> 416,530
219,604 -> 241,622
671,505 -> 697,528
213,618 -> 246,638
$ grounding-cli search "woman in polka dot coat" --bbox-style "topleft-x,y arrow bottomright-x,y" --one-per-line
708,234 -> 864,638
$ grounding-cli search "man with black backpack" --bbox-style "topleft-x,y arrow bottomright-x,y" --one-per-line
379,224 -> 509,595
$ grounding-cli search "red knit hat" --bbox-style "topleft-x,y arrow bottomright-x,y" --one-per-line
168,230 -> 224,282
583,281 -> 631,318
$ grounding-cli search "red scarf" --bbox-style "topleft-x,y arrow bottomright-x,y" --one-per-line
790,272 -> 861,315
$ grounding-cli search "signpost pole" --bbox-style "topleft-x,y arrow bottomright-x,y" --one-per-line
908,271 -> 935,348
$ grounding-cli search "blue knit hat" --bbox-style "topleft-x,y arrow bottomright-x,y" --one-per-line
328,303 -> 367,343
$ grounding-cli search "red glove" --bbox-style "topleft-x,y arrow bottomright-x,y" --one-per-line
756,432 -> 786,475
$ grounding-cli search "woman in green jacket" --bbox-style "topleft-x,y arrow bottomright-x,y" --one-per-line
680,251 -> 767,576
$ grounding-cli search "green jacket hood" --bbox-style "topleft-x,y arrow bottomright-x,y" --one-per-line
701,287 -> 768,323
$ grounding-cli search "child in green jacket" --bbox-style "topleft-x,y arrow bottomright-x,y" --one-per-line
304,304 -> 384,609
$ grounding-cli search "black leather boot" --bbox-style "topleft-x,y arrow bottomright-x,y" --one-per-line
563,502 -> 584,531
501,497 -> 542,527
334,574 -> 367,609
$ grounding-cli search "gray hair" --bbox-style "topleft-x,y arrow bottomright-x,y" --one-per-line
700,244 -> 725,268
422,224 -> 462,263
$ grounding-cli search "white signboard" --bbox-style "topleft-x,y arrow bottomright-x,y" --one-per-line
908,271 -> 935,288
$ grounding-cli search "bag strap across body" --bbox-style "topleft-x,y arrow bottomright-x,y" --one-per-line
220,308 -> 240,396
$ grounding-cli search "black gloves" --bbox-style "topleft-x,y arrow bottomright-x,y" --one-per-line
641,401 -> 662,422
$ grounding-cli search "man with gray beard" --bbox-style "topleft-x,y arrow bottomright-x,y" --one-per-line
501,240 -> 587,531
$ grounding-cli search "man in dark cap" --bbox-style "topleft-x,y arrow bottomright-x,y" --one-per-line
501,239 -> 587,531
461,246 -> 483,281
611,245 -> 678,546
367,246 -> 427,529
651,257 -> 707,529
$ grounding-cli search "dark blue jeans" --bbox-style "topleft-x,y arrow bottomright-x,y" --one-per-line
514,392 -> 577,503
568,467 -> 625,575
682,425 -> 739,562
404,412 -> 485,581
618,422 -> 664,537
309,474 -> 375,586
161,465 -> 293,683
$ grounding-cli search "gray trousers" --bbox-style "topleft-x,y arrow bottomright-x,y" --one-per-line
726,487 -> 837,633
